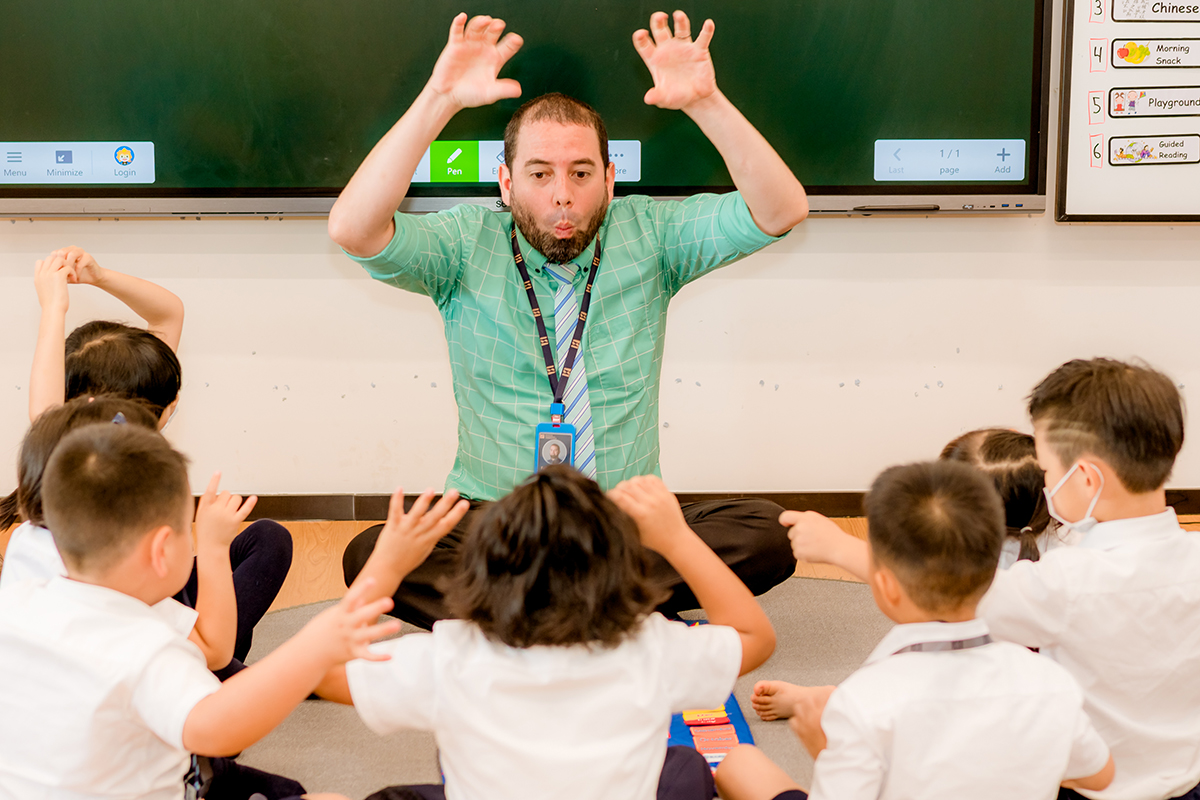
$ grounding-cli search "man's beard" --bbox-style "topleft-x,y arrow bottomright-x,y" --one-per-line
511,195 -> 609,264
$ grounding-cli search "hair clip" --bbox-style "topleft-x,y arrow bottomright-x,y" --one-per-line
1020,526 -> 1033,533
112,412 -> 127,425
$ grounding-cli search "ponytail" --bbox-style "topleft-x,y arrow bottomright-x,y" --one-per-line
0,489 -> 20,531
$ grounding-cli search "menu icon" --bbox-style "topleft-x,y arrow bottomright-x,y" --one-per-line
5,151 -> 20,163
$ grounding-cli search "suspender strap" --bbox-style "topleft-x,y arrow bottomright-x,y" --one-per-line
892,634 -> 993,656
510,225 -> 602,405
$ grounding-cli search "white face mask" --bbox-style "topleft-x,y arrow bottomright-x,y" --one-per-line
1044,461 -> 1105,534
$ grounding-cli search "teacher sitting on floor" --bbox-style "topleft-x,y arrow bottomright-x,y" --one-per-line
328,10 -> 809,628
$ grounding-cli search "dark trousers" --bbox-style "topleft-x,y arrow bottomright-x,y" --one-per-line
1060,779 -> 1200,800
342,497 -> 794,629
362,745 -> 715,800
204,756 -> 306,800
180,521 -> 300,799
175,519 -> 294,676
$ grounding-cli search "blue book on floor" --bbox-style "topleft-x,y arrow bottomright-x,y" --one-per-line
669,692 -> 755,769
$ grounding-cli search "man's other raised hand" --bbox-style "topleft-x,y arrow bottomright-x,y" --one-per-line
633,11 -> 718,111
428,13 -> 524,111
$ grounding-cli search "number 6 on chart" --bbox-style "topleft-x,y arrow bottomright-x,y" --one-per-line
1090,134 -> 1104,169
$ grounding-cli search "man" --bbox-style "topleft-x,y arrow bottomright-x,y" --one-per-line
329,10 -> 809,628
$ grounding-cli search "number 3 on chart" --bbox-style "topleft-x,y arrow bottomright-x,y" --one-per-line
1090,0 -> 1106,23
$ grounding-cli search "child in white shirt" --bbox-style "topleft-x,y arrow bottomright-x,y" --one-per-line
979,358 -> 1200,800
0,396 -> 248,671
717,459 -> 1114,800
750,426 -> 1080,724
0,422 -> 399,800
15,247 -> 295,677
315,467 -> 776,800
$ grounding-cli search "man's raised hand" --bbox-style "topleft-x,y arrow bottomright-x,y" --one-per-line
633,11 -> 718,111
428,13 -> 523,110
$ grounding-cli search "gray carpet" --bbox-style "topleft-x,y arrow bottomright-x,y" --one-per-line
239,577 -> 894,798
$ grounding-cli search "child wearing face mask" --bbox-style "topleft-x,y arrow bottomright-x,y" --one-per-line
785,358 -> 1200,800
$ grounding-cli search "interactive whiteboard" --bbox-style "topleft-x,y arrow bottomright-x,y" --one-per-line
1058,0 -> 1200,221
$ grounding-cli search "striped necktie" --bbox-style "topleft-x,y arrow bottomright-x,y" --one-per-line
543,262 -> 596,478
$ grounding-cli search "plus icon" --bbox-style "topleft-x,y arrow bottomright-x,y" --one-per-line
997,148 -> 1011,161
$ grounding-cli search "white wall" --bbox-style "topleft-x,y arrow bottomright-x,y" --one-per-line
3,211 -> 1199,496
3,1 -> 1200,496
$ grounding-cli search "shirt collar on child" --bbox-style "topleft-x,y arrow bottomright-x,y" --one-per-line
864,617 -> 992,666
1077,507 -> 1180,552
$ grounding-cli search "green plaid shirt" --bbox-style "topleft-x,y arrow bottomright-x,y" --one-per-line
348,191 -> 782,501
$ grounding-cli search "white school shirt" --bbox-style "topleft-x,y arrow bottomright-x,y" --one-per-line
346,612 -> 742,800
978,508 -> 1200,800
0,577 -> 221,800
810,618 -> 1110,800
0,521 -> 67,589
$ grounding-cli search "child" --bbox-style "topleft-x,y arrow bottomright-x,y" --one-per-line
316,467 -> 775,800
0,396 -> 286,678
751,426 -> 1077,722
1,396 -> 160,587
24,246 -> 294,676
0,423 -> 399,800
940,428 -> 1078,568
718,460 -> 1114,800
31,246 -> 184,425
979,358 -> 1200,800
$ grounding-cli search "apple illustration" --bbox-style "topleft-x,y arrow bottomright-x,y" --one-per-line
1118,47 -> 1130,58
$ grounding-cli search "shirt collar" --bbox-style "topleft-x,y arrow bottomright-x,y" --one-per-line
1078,507 -> 1180,551
864,617 -> 992,666
512,222 -> 597,278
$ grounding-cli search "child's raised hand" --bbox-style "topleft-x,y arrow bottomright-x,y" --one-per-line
59,246 -> 104,286
34,252 -> 71,314
609,475 -> 692,555
781,510 -> 851,567
376,488 -> 470,575
194,471 -> 258,549
304,578 -> 400,667
787,684 -> 836,759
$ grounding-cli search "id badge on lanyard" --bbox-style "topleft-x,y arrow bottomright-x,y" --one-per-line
510,226 -> 602,473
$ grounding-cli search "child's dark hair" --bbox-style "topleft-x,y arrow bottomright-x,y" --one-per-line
1028,358 -> 1183,493
43,423 -> 190,574
865,460 -> 1005,613
940,429 -> 1051,562
0,396 -> 160,531
446,466 -> 669,648
65,321 -> 182,418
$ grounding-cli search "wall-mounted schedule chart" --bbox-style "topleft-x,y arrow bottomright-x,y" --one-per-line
1057,0 -> 1200,220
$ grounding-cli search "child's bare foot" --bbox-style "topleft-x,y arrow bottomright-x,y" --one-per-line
751,680 -> 806,721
